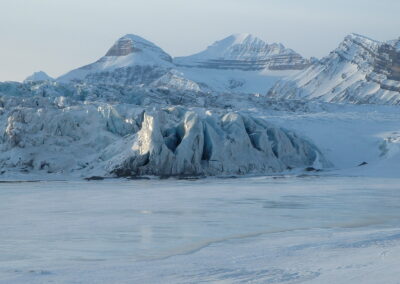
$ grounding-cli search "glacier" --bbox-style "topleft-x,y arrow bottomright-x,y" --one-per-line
0,81 -> 329,178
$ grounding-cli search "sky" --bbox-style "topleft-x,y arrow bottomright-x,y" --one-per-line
1,0 -> 400,82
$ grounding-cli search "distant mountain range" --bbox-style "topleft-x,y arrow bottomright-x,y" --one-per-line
24,33 -> 400,105
27,33 -> 310,94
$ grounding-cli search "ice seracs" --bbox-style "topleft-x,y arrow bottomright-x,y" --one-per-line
106,108 -> 330,177
269,33 -> 400,105
0,83 -> 330,178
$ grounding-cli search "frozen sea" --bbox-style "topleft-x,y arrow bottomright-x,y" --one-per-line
1,176 -> 400,283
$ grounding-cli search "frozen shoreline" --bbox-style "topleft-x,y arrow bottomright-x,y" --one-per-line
1,176 -> 400,283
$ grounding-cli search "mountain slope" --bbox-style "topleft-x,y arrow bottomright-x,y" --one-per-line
54,33 -> 310,94
55,34 -> 201,90
172,34 -> 310,93
269,33 -> 400,105
58,34 -> 173,82
175,33 -> 310,71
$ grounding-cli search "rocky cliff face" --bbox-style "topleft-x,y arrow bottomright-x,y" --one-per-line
374,42 -> 400,82
269,34 -> 400,105
174,34 -> 311,71
105,37 -> 136,56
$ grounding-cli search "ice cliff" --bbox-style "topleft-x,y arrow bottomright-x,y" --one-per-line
106,108 -> 328,177
0,82 -> 329,178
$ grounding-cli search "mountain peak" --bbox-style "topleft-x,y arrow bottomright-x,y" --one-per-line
105,34 -> 170,58
343,33 -> 380,45
58,34 -> 173,82
105,36 -> 135,56
207,33 -> 271,53
24,71 -> 53,83
174,34 -> 308,71
220,33 -> 261,45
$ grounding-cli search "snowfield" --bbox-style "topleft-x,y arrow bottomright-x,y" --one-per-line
1,177 -> 400,284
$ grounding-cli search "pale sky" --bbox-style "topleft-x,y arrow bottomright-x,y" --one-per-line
1,0 -> 399,82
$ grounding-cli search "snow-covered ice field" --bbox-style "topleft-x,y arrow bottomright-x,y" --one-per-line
1,176 -> 400,283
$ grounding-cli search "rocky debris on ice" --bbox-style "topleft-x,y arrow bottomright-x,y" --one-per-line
268,33 -> 400,105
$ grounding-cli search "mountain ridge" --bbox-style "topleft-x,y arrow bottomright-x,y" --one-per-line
52,33 -> 309,94
174,33 -> 310,71
268,33 -> 400,105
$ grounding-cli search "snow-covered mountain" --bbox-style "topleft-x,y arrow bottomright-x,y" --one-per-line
57,34 -> 202,91
24,71 -> 53,83
58,34 -> 173,82
55,33 -> 309,94
173,34 -> 311,94
175,34 -> 310,71
269,33 -> 400,105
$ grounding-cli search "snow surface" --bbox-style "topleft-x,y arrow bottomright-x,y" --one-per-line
175,67 -> 297,94
1,177 -> 400,283
256,103 -> 400,176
